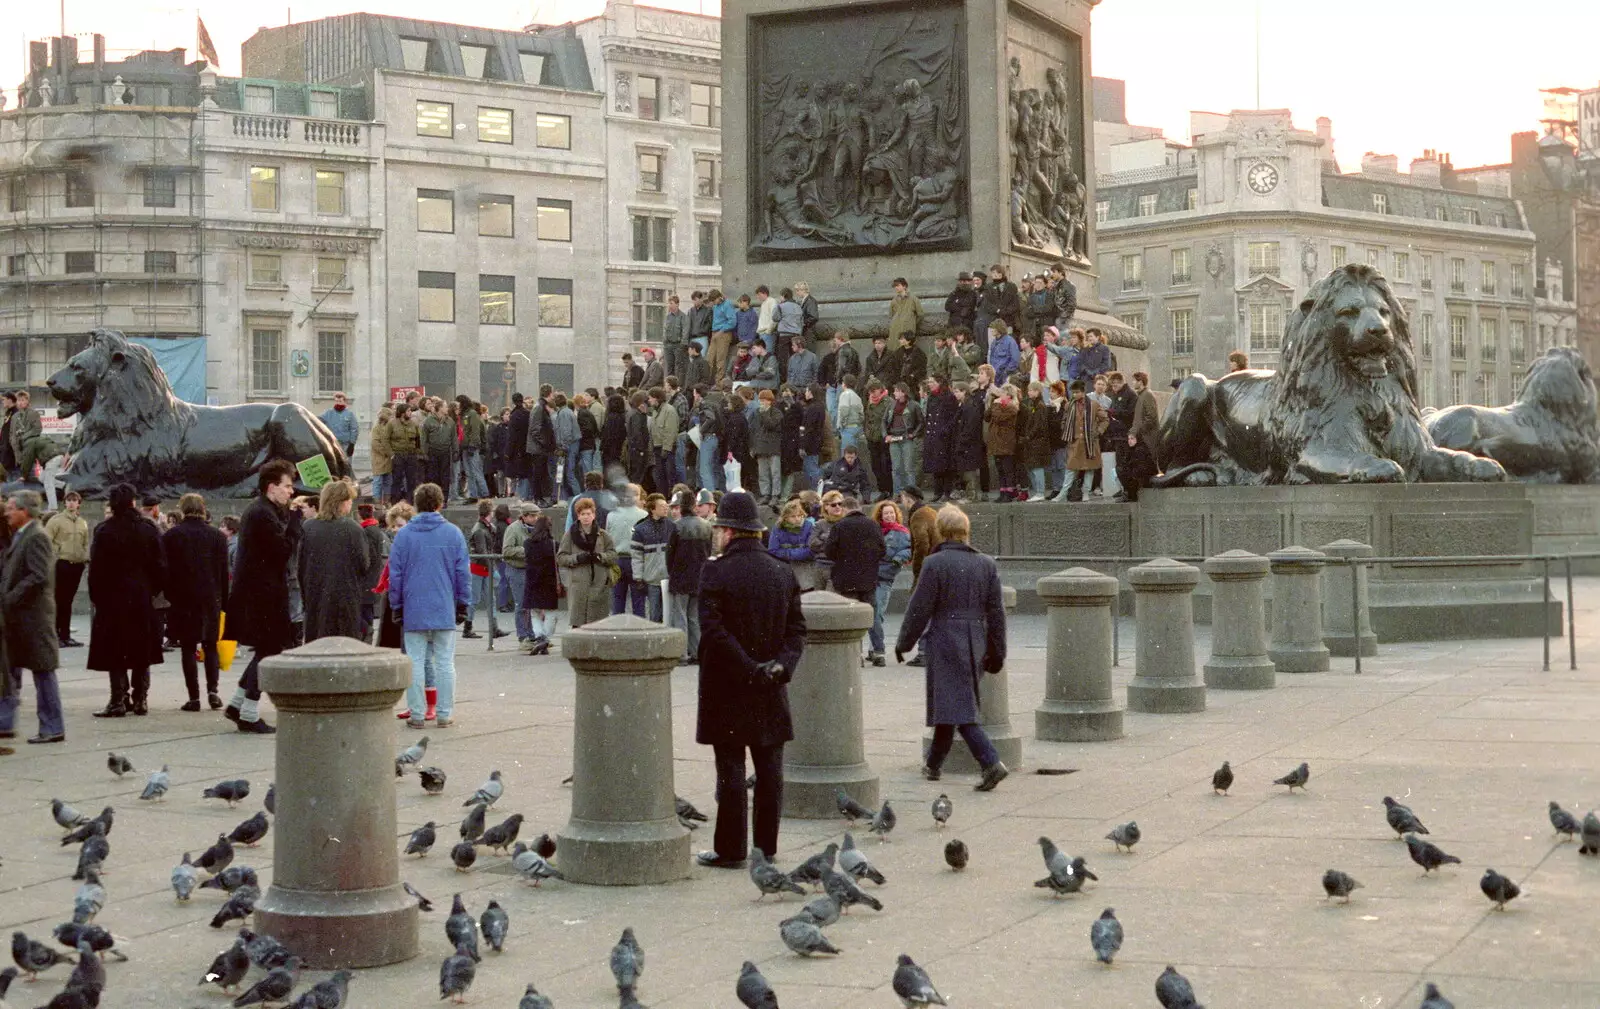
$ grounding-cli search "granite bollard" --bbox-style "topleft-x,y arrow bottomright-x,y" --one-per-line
924,585 -> 1021,772
1034,568 -> 1124,741
254,637 -> 417,969
1202,550 -> 1276,690
1126,558 -> 1207,713
558,614 -> 689,884
1268,546 -> 1331,672
784,591 -> 878,818
1320,539 -> 1378,658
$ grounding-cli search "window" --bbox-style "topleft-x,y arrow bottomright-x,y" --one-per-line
1330,245 -> 1347,268
632,287 -> 668,343
1510,319 -> 1526,364
1171,308 -> 1195,355
1511,262 -> 1526,297
1137,193 -> 1157,217
309,90 -> 338,119
6,178 -> 23,212
5,254 -> 25,277
632,215 -> 673,262
1480,318 -> 1498,362
1120,253 -> 1143,291
315,170 -> 344,215
243,84 -> 275,113
314,257 -> 347,290
1171,248 -> 1191,284
637,75 -> 659,119
417,189 -> 454,232
477,107 -> 512,144
691,83 -> 721,127
249,166 -> 278,211
536,113 -> 570,149
315,331 -> 346,395
1248,241 -> 1279,275
1418,313 -> 1434,358
479,275 -> 515,325
143,170 -> 177,208
519,52 -> 546,85
1392,251 -> 1409,282
400,38 -> 430,72
1249,303 -> 1283,352
1186,188 -> 1198,210
1449,258 -> 1466,293
1449,315 -> 1467,360
1367,247 -> 1382,267
1434,206 -> 1448,221
536,199 -> 572,241
1419,371 -> 1436,409
1372,192 -> 1389,214
538,278 -> 573,327
697,219 -> 719,267
1420,254 -> 1434,289
416,100 -> 453,138
144,251 -> 177,274
249,252 -> 282,286
1094,201 -> 1109,224
418,271 -> 455,322
64,252 -> 95,274
1494,212 -> 1507,228
1481,261 -> 1497,295
1450,370 -> 1465,405
460,44 -> 489,79
478,194 -> 513,237
695,155 -> 721,199
1463,208 -> 1480,226
639,151 -> 664,192
64,173 -> 94,208
251,328 -> 283,395
1123,311 -> 1145,334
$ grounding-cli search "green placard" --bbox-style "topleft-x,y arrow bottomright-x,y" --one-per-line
297,454 -> 332,489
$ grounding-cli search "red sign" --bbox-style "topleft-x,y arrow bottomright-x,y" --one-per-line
388,385 -> 425,402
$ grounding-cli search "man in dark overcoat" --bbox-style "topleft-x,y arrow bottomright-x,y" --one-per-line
695,492 -> 807,867
506,393 -> 531,499
162,493 -> 230,711
921,377 -> 959,500
87,483 -> 165,718
222,459 -> 302,734
0,491 -> 63,743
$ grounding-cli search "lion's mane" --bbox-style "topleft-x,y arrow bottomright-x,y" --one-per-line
56,328 -> 196,489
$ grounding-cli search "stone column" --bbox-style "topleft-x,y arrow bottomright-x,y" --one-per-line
254,638 -> 417,969
1201,550 -> 1275,690
925,586 -> 1020,772
1268,546 -> 1331,672
1125,558 -> 1206,713
784,591 -> 878,818
1319,539 -> 1377,658
1034,568 -> 1124,741
559,614 -> 689,885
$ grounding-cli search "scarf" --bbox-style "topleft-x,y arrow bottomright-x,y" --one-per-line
572,522 -> 599,560
1073,398 -> 1096,445
879,520 -> 908,536
1033,344 -> 1048,380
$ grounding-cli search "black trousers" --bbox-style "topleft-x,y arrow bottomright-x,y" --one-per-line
180,624 -> 220,701
54,560 -> 84,640
425,451 -> 452,492
869,442 -> 893,500
238,643 -> 284,701
712,742 -> 784,860
392,455 -> 420,503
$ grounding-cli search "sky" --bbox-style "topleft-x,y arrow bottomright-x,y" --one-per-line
3,0 -> 1596,173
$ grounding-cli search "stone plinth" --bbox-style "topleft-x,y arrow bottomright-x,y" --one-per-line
1201,550 -> 1275,690
1320,539 -> 1377,658
925,585 -> 1021,772
254,638 -> 417,969
785,591 -> 878,818
1034,568 -> 1123,741
558,615 -> 689,885
1125,558 -> 1206,713
1268,546 -> 1331,672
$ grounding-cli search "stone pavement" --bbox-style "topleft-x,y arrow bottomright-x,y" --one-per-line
3,587 -> 1600,1009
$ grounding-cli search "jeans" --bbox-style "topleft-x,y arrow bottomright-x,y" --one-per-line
517,477 -> 534,501
506,568 -> 533,640
655,449 -> 678,496
668,592 -> 700,659
645,583 -> 664,623
889,439 -> 918,495
471,573 -> 490,616
675,434 -> 691,489
698,433 -> 722,492
826,385 -> 840,425
757,455 -> 781,500
496,561 -> 514,610
1050,448 -> 1068,494
802,454 -> 821,489
872,580 -> 895,654
580,448 -> 601,485
462,448 -> 489,499
611,556 -> 647,616
925,723 -> 1000,771
371,473 -> 389,501
562,442 -> 583,500
0,666 -> 65,738
712,742 -> 784,859
1062,469 -> 1090,499
1029,467 -> 1048,495
837,425 -> 862,455
403,629 -> 457,723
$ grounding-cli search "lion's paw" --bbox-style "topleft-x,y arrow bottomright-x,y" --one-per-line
1348,458 -> 1405,484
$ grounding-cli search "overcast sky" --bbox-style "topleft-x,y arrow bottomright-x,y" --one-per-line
4,0 -> 1596,172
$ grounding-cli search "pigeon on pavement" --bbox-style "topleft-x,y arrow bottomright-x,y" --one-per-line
532,833 -> 557,859
1090,908 -> 1123,965
1155,965 -> 1200,1009
395,737 -> 429,777
232,955 -> 301,1007
1480,868 -> 1521,909
229,811 -> 270,847
869,800 -> 897,842
419,767 -> 447,794
72,870 -> 106,923
822,868 -> 883,913
1037,837 -> 1072,879
140,766 -> 170,801
66,942 -> 104,1000
610,927 -> 644,997
199,865 -> 260,893
1419,982 -> 1455,1009
1105,821 -> 1140,852
403,882 -> 434,911
943,839 -> 968,871
736,961 -> 779,1009
209,884 -> 261,928
51,800 -> 90,831
509,842 -> 563,886
1321,869 -> 1363,903
200,939 -> 251,993
241,929 -> 292,969
12,932 -> 69,980
445,894 -> 480,962
459,802 -> 488,843
289,969 -> 352,1009
891,954 -> 946,1007
475,813 -> 524,854
838,833 -> 886,885
450,842 -> 477,872
61,807 -> 114,845
1211,761 -> 1233,795
750,848 -> 806,900
1404,833 -> 1462,874
675,796 -> 709,823
1273,762 -> 1310,792
72,825 -> 109,880
52,924 -> 126,963
106,753 -> 133,778
463,770 -> 504,808
1548,801 -> 1580,841
1383,797 -> 1428,837
479,900 -> 509,953
1580,811 -> 1600,855
930,794 -> 952,828
788,844 -> 837,890
518,985 -> 554,1009
264,784 -> 275,815
197,835 -> 236,875
406,823 -> 437,857
835,788 -> 873,823
438,946 -> 476,1004
204,780 -> 251,806
779,915 -> 840,957
1035,856 -> 1097,897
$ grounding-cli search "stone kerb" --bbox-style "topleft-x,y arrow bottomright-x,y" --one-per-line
1319,539 -> 1377,658
1035,567 -> 1124,741
925,585 -> 1022,772
785,591 -> 878,818
1268,545 -> 1331,672
1201,550 -> 1276,690
1125,558 -> 1207,714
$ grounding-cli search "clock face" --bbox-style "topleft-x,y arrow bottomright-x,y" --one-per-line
1247,161 -> 1279,195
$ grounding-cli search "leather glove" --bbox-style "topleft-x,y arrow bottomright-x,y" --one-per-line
455,603 -> 468,625
391,607 -> 403,627
755,660 -> 787,686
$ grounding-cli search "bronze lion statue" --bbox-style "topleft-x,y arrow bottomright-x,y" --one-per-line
45,328 -> 352,498
1156,264 -> 1506,486
1425,345 -> 1600,483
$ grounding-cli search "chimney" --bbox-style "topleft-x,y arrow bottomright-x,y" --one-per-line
1410,152 -> 1442,187
29,40 -> 49,74
51,36 -> 78,70
93,35 -> 105,67
1360,152 -> 1399,175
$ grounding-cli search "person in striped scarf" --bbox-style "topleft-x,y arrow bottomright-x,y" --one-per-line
1055,380 -> 1108,503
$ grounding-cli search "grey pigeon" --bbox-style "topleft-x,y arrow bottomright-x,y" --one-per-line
200,939 -> 251,993
509,842 -> 563,886
1419,982 -> 1454,1009
1155,965 -> 1198,1009
532,833 -> 557,859
12,931 -> 68,980
106,753 -> 133,778
1037,837 -> 1072,879
232,955 -> 301,1007
290,969 -> 352,1009
395,736 -> 429,777
1211,761 -> 1233,795
475,813 -> 524,854
450,842 -> 477,872
1106,821 -> 1140,853
463,770 -> 504,807
1322,869 -> 1363,903
609,927 -> 644,996
518,984 -> 554,1009
675,795 -> 708,823
0,966 -> 14,1001
172,852 -> 199,901
736,960 -> 779,1009
241,929 -> 292,969
406,822 -> 438,857
943,839 -> 968,871
750,848 -> 806,900
1273,762 -> 1310,792
460,802 -> 488,842
835,788 -> 873,823
197,834 -> 236,874
869,800 -> 897,842
1548,801 -> 1580,840
1383,796 -> 1428,837
229,810 -> 270,847
72,825 -> 109,880
51,924 -> 126,962
778,915 -> 840,957
140,765 -> 170,801
445,894 -> 480,962
797,894 -> 841,927
264,783 -> 275,815
51,799 -> 90,831
838,833 -> 886,885
66,942 -> 105,1000
438,946 -> 475,1004
200,865 -> 260,893
1480,868 -> 1521,909
72,870 -> 105,923
210,884 -> 261,928
204,779 -> 252,806
1580,811 -> 1600,855
39,987 -> 96,1009
479,900 -> 509,952
619,989 -> 645,1009
788,843 -> 838,889
404,882 -> 434,911
930,794 -> 952,828
891,953 -> 946,1007
1404,833 -> 1461,874
60,807 -> 113,845
1035,856 -> 1097,897
1090,908 -> 1123,965
420,767 -> 447,794
822,868 -> 882,913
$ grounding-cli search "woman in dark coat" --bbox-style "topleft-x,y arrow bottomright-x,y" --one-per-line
954,387 -> 987,497
921,378 -> 959,499
223,459 -> 303,733
162,493 -> 230,711
779,391 -> 805,492
299,479 -> 373,642
87,483 -> 167,717
521,511 -> 559,654
894,505 -> 1008,790
506,395 -> 531,492
601,394 -> 628,471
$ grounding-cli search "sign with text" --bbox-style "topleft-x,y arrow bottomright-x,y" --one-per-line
296,454 -> 332,489
388,385 -> 425,403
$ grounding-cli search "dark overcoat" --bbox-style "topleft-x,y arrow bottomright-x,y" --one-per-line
505,405 -> 531,479
922,388 -> 959,474
299,515 -> 373,642
162,517 -> 229,644
954,395 -> 987,473
895,541 -> 1007,726
224,497 -> 302,651
87,512 -> 166,671
2,521 -> 58,672
696,537 -> 807,748
824,511 -> 885,595
521,519 -> 560,612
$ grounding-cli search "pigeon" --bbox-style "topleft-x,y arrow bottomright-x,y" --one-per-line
532,833 -> 557,859
1155,965 -> 1199,1009
822,868 -> 883,913
869,800 -> 897,842
1037,837 -> 1072,879
675,796 -> 709,823
140,765 -> 170,801
1383,797 -> 1429,837
891,953 -> 946,1007
778,915 -> 840,957
750,848 -> 807,900
943,839 -> 968,871
838,833 -> 886,885
210,884 -> 261,928
72,871 -> 105,923
204,779 -> 252,806
463,770 -> 504,808
438,946 -> 475,1004
232,955 -> 301,1007
445,894 -> 480,962
38,987 -> 96,1009
1548,801 -> 1580,841
736,960 -> 779,1009
1106,821 -> 1141,853
200,865 -> 261,893
1322,869 -> 1363,903
66,942 -> 104,1000
51,799 -> 90,831
406,822 -> 438,857
1035,857 -> 1098,897
460,802 -> 488,842
172,852 -> 200,901
518,985 -> 554,1009
1090,908 -> 1123,965
1211,761 -> 1233,795
0,966 -> 14,1001
479,900 -> 508,953
106,753 -> 133,778
229,811 -> 271,847
240,929 -> 293,969
1581,811 -> 1600,856
835,788 -> 873,823
60,811 -> 111,847
264,784 -> 275,815
509,842 -> 563,886
475,813 -> 524,854
51,924 -> 126,963
395,736 -> 429,777
12,932 -> 68,980
1419,982 -> 1455,1009
609,927 -> 644,997
1273,762 -> 1310,792
197,835 -> 236,875
930,794 -> 952,828
419,768 -> 447,794
1480,868 -> 1521,909
404,882 -> 435,911
72,825 -> 109,880
1404,833 -> 1462,874
289,969 -> 352,1009
200,939 -> 252,993
788,844 -> 837,889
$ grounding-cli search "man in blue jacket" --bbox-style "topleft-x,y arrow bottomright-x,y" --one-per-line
387,482 -> 471,729
320,392 -> 359,460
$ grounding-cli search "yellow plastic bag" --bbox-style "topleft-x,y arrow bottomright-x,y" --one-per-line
218,612 -> 237,672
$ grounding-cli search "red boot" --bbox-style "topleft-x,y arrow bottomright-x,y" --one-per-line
424,687 -> 438,722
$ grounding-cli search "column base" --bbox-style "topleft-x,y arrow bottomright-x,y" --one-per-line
781,762 -> 878,819
1126,676 -> 1207,713
1269,643 -> 1331,673
557,816 -> 690,885
1323,632 -> 1377,658
1034,700 -> 1125,741
1203,656 -> 1277,690
922,724 -> 1023,773
253,883 -> 419,969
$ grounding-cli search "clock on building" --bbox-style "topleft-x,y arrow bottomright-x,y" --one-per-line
1246,161 -> 1279,195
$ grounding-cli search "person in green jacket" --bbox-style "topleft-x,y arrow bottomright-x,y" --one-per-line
458,395 -> 489,501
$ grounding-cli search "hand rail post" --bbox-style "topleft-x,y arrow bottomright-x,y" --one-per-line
1542,558 -> 1551,672
1566,556 -> 1576,671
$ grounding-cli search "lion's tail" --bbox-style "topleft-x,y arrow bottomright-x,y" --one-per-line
1150,463 -> 1218,488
